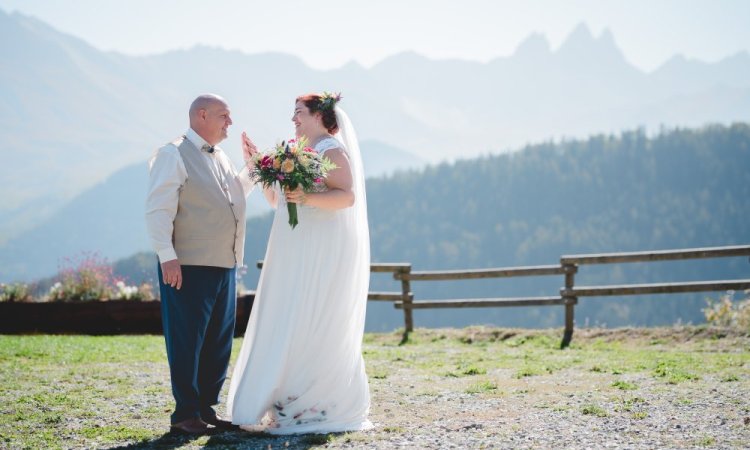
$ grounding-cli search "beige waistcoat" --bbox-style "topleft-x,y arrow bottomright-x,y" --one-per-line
173,136 -> 246,268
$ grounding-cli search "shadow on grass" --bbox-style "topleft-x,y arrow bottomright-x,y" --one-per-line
203,430 -> 336,450
105,431 -> 196,450
107,429 -> 331,449
106,430 -> 209,450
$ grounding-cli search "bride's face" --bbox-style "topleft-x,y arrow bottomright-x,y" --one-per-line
292,101 -> 321,139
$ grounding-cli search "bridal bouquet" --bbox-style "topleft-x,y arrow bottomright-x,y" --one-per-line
249,136 -> 337,229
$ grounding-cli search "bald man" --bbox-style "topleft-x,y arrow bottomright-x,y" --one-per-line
145,94 -> 258,434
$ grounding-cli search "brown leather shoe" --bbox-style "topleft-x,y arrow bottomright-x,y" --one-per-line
202,413 -> 240,430
169,417 -> 210,435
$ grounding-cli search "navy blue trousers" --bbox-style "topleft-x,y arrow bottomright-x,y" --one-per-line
158,264 -> 236,424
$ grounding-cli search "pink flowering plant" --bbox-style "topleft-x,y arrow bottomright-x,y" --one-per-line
47,252 -> 154,302
249,136 -> 337,229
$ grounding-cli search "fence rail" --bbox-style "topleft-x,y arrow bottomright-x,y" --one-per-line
395,296 -> 567,309
560,245 -> 750,265
396,265 -> 566,281
566,280 -> 750,297
255,244 -> 750,348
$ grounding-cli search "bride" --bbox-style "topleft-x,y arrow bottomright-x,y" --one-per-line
227,93 -> 373,434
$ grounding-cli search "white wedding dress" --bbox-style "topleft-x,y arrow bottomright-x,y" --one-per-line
227,108 -> 373,434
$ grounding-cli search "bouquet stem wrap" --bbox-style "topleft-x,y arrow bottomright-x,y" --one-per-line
287,202 -> 299,229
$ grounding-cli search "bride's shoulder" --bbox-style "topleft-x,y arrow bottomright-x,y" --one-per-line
315,136 -> 345,154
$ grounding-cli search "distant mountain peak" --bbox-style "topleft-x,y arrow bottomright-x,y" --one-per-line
337,60 -> 366,72
556,23 -> 627,64
655,53 -> 706,72
374,50 -> 429,68
669,53 -> 689,63
558,23 -> 592,56
598,27 -> 617,47
560,23 -> 595,48
719,49 -> 750,65
513,32 -> 551,58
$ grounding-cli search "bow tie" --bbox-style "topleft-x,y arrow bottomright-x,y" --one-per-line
201,144 -> 215,154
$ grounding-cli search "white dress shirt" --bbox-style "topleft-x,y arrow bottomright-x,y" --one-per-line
145,128 -> 254,264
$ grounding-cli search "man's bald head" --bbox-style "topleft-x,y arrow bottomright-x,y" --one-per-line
189,94 -> 227,120
189,94 -> 232,146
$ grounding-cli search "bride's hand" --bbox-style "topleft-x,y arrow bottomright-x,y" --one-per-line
285,187 -> 307,205
242,131 -> 258,163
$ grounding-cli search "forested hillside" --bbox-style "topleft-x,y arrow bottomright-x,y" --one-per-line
118,124 -> 750,331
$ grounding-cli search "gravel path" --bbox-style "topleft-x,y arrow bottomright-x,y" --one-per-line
361,368 -> 748,449
3,327 -> 747,449
157,327 -> 749,449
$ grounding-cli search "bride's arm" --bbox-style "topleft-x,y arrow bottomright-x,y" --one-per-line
285,148 -> 354,210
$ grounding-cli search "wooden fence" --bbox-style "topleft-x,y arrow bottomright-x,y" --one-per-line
259,244 -> 750,348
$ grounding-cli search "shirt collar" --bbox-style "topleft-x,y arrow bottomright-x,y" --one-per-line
185,128 -> 220,154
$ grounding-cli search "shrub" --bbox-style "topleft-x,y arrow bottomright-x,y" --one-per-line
702,290 -> 750,330
113,281 -> 155,301
0,283 -> 32,302
47,252 -> 155,302
48,253 -> 115,301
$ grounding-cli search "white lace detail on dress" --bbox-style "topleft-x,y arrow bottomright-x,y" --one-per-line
315,137 -> 343,155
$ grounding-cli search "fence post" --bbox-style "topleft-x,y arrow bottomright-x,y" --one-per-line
561,263 -> 578,349
398,265 -> 413,337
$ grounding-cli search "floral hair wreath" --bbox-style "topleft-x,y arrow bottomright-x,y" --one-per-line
318,91 -> 342,112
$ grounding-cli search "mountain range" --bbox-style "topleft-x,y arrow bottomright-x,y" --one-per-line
1,8 -> 750,284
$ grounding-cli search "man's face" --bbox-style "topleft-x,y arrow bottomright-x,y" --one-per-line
202,102 -> 232,145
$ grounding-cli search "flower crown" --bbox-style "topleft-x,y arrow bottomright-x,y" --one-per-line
318,91 -> 342,112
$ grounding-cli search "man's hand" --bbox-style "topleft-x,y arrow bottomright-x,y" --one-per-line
161,259 -> 182,290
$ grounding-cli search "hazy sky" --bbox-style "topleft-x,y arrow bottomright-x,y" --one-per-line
1,0 -> 749,71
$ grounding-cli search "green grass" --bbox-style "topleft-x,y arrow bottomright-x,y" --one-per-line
697,435 -> 717,447
461,365 -> 487,376
301,433 -> 336,446
465,380 -> 498,394
1,327 -> 748,449
652,360 -> 701,384
581,404 -> 609,417
617,396 -> 647,414
611,380 -> 638,390
0,335 -> 171,449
